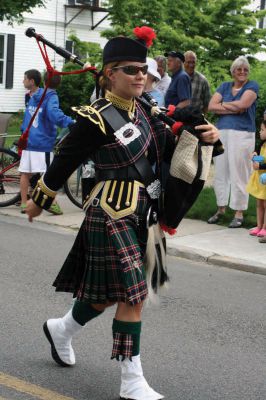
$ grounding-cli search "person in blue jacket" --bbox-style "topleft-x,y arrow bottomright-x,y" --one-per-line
19,71 -> 74,214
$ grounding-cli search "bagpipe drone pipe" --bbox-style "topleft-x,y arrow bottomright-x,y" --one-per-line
25,28 -> 224,231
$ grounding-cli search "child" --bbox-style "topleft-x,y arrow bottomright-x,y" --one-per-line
246,120 -> 266,237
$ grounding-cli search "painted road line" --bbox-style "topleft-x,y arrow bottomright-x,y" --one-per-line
0,372 -> 76,400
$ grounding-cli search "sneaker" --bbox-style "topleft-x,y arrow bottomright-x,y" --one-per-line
47,203 -> 63,215
20,203 -> 27,214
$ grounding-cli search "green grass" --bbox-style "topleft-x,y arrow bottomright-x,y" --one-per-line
4,113 -> 23,148
186,186 -> 257,229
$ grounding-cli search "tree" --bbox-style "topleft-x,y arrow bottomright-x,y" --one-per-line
56,62 -> 96,116
68,32 -> 102,68
0,1 -> 45,24
56,34 -> 100,115
102,0 -> 266,83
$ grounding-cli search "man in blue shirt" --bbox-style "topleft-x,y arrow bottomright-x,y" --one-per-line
164,51 -> 191,108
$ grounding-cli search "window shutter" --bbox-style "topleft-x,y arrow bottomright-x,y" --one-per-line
5,34 -> 15,89
65,40 -> 73,53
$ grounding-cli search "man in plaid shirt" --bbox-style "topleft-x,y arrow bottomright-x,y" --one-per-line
184,50 -> 211,114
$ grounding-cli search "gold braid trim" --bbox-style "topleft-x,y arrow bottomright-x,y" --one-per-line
105,90 -> 135,118
32,177 -> 56,209
72,105 -> 106,134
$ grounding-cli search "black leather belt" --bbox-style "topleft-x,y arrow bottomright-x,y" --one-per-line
95,166 -> 142,182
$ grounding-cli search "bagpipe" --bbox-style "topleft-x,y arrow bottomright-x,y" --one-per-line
25,28 -> 224,231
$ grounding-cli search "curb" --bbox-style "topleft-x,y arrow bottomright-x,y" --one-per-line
167,244 -> 266,276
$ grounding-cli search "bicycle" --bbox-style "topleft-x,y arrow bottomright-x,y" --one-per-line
0,136 -> 86,209
0,145 -> 21,207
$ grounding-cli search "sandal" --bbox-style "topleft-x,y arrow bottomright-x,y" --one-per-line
47,203 -> 63,215
20,203 -> 27,214
228,217 -> 243,228
249,227 -> 261,236
207,213 -> 224,224
257,228 -> 266,237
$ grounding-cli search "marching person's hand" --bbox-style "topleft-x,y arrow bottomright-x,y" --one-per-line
26,199 -> 43,222
196,123 -> 220,144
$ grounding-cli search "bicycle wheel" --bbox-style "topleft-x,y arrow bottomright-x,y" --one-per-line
0,148 -> 21,207
64,166 -> 83,209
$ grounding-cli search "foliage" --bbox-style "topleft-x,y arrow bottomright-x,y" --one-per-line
56,62 -> 96,117
56,34 -> 101,115
102,0 -> 266,71
249,60 -> 266,134
68,33 -> 102,68
0,0 -> 45,24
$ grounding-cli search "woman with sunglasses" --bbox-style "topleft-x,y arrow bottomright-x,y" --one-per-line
26,27 -> 219,400
208,56 -> 259,228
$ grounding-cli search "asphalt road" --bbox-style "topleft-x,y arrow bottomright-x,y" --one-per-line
0,215 -> 266,400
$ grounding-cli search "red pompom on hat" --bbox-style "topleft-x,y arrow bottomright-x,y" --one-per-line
133,26 -> 156,48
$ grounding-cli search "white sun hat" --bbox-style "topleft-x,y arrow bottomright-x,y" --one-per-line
146,57 -> 161,81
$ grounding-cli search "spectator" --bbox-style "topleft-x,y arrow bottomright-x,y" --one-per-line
246,120 -> 266,238
208,56 -> 259,228
144,57 -> 164,106
164,50 -> 191,108
19,70 -> 74,214
184,50 -> 211,114
154,55 -> 171,97
22,69 -> 41,107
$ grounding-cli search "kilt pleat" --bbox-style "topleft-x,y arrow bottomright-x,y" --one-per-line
53,187 -> 149,305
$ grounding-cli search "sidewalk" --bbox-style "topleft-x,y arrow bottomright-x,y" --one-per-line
1,193 -> 265,275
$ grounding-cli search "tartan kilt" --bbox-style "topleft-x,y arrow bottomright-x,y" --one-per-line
53,186 -> 150,305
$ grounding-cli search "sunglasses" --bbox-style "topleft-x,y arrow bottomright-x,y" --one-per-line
112,65 -> 148,75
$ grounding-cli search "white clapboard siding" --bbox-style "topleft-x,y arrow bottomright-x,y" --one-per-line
0,0 -> 109,112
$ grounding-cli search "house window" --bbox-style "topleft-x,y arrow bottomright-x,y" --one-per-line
0,34 -> 15,88
0,34 -> 5,85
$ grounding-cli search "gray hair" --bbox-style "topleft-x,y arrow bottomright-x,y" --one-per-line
230,56 -> 250,74
154,55 -> 167,70
184,50 -> 197,61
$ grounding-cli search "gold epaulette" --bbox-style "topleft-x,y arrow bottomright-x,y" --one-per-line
32,177 -> 56,210
72,98 -> 112,135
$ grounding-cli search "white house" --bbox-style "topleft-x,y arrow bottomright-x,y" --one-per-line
0,0 -> 109,112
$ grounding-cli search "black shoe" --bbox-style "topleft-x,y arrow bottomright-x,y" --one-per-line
228,217 -> 243,228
